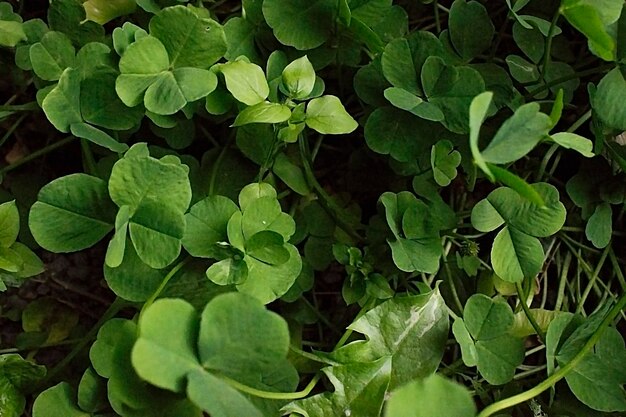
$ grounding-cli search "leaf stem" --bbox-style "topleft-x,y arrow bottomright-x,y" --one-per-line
0,136 -> 75,176
140,258 -> 190,318
538,11 -> 560,83
0,102 -> 39,112
477,290 -> 626,417
298,135 -> 364,243
221,373 -> 322,400
516,282 -> 546,342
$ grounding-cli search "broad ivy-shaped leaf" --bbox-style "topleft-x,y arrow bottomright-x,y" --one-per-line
452,294 -> 525,385
471,183 -> 566,282
262,0 -> 336,50
0,354 -> 46,417
283,358 -> 391,417
431,140 -> 461,186
384,374 -> 477,417
131,293 -> 298,417
90,319 -> 201,416
380,191 -> 443,274
30,173 -> 116,252
305,95 -> 358,135
116,35 -> 218,115
107,144 -> 192,268
448,0 -> 494,61
331,288 -> 449,389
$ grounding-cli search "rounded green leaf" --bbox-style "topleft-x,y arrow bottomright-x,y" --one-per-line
452,319 -> 478,367
0,200 -> 19,248
305,95 -> 358,135
0,20 -> 26,47
262,0 -> 336,50
29,174 -> 115,253
69,123 -> 129,153
32,383 -> 88,417
29,31 -> 75,81
149,6 -> 226,68
476,336 -> 525,385
42,68 -> 82,133
206,257 -> 248,285
183,196 -> 239,259
592,68 -> 626,130
550,132 -> 594,157
385,374 -> 476,417
448,0 -> 494,60
491,226 -> 544,283
281,55 -> 316,99
585,202 -> 612,248
218,60 -> 269,106
463,294 -> 514,340
232,102 -> 291,126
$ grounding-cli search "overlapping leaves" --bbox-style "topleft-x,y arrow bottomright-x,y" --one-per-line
131,293 -> 298,417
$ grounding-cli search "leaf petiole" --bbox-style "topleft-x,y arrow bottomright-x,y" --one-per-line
221,373 -> 322,400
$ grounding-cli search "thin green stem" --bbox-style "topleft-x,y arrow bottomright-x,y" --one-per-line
208,144 -> 230,196
80,139 -> 98,176
576,243 -> 610,314
221,373 -> 321,400
528,64 -> 614,97
40,297 -> 127,387
538,11 -> 560,83
0,113 -> 27,148
289,345 -> 334,364
477,290 -> 626,417
0,136 -> 75,176
555,251 -> 572,311
516,282 -> 546,342
140,258 -> 190,319
0,102 -> 39,112
298,135 -> 364,243
332,297 -> 375,351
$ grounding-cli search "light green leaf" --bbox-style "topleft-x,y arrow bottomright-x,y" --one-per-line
487,164 -> 545,206
10,243 -> 44,278
384,87 -> 423,110
384,374 -> 477,417
29,174 -> 115,252
42,68 -> 82,133
560,2 -> 614,61
481,102 -> 552,164
32,383 -> 90,417
586,202 -> 612,248
282,55 -> 316,99
112,22 -> 148,57
305,95 -> 358,135
448,0 -> 494,60
105,206 -> 130,268
452,319 -> 478,367
206,257 -> 248,285
29,31 -> 75,81
232,101 -> 291,126
0,200 -> 19,248
246,231 -> 290,265
218,60 -> 269,105
0,20 -> 25,47
238,244 -> 302,304
262,0 -> 336,50
238,182 -> 277,210
469,91 -> 494,180
149,6 -> 226,68
491,226 -> 544,283
272,152 -> 310,195
550,132 -> 594,157
69,123 -> 129,153
172,67 -> 218,102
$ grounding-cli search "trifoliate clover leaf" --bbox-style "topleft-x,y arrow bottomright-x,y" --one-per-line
471,183 -> 566,282
131,293 -> 298,417
431,140 -> 461,186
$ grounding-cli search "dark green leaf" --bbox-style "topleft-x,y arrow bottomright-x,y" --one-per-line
448,0 -> 494,60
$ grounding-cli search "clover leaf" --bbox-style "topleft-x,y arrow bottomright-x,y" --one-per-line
90,318 -> 201,416
471,183 -> 566,282
380,191 -> 444,274
431,140 -> 461,186
32,383 -> 92,417
116,35 -> 218,115
452,294 -> 525,385
131,293 -> 298,417
592,68 -> 626,130
0,2 -> 25,47
107,144 -> 192,268
448,0 -> 494,61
